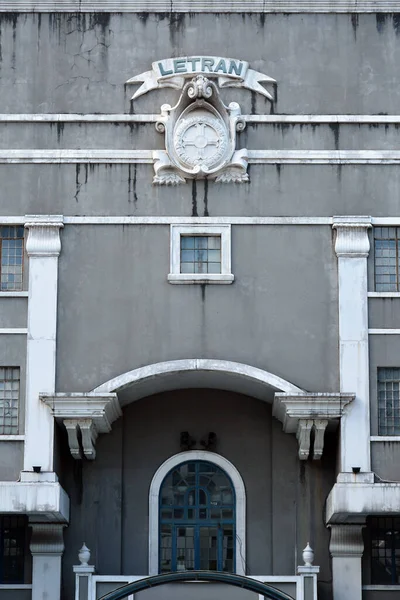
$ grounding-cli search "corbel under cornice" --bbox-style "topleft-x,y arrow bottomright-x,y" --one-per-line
41,393 -> 122,460
273,392 -> 354,460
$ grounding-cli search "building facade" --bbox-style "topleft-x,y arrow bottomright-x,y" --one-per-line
0,2 -> 400,600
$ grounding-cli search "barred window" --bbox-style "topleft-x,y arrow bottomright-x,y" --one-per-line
180,236 -> 221,274
0,226 -> 24,292
0,516 -> 26,584
370,517 -> 400,585
374,227 -> 400,292
378,368 -> 400,435
0,368 -> 20,435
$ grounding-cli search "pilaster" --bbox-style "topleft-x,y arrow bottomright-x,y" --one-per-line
30,523 -> 65,600
23,215 -> 64,472
329,524 -> 364,600
333,216 -> 372,473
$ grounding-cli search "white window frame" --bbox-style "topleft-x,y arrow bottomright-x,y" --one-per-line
148,450 -> 246,576
168,224 -> 234,284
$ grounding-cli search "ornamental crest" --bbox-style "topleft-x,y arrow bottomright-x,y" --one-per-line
126,57 -> 276,185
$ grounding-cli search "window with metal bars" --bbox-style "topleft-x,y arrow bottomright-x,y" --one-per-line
0,226 -> 24,292
370,517 -> 400,585
0,368 -> 20,435
377,368 -> 400,435
0,516 -> 26,584
374,227 -> 400,292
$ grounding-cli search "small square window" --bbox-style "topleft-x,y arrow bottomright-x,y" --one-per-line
374,227 -> 400,292
168,225 -> 234,284
0,367 -> 20,435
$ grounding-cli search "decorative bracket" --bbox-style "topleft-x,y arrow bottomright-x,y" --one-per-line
273,393 -> 354,460
41,393 -> 121,460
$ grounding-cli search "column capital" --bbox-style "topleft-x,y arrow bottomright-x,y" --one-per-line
24,215 -> 64,257
329,523 -> 365,558
29,523 -> 66,556
332,216 -> 372,258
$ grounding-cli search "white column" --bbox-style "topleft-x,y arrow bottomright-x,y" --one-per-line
23,216 -> 64,472
30,523 -> 65,600
333,216 -> 372,475
329,524 -> 364,600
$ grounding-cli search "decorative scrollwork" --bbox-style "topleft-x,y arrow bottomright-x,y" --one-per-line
187,75 -> 213,99
155,121 -> 166,133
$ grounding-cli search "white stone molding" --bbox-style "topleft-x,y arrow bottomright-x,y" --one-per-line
30,523 -> 65,600
23,215 -> 64,473
0,481 -> 69,521
326,482 -> 400,524
93,358 -> 304,398
4,150 -> 400,165
333,216 -> 372,475
329,524 -> 365,600
41,393 -> 121,460
273,392 -> 354,460
4,114 -> 400,124
1,1 -> 399,12
168,224 -> 234,284
313,419 -> 328,460
148,450 -> 246,576
296,420 -> 313,461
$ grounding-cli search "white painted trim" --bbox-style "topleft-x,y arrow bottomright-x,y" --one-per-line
64,216 -> 333,225
368,292 -> 400,298
1,150 -> 400,164
362,585 -> 400,590
92,359 -> 305,395
370,436 -> 400,441
148,451 -> 246,576
3,114 -> 400,124
0,291 -> 28,297
169,224 -> 233,285
0,328 -> 27,334
0,435 -> 25,441
368,329 -> 400,335
0,481 -> 69,521
372,218 -> 400,225
0,585 -> 33,589
1,1 -> 399,12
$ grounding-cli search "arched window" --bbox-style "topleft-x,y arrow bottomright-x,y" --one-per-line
159,460 -> 235,573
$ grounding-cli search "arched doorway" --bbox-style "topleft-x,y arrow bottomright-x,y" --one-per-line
159,459 -> 235,573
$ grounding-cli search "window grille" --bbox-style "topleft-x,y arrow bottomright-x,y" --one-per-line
377,368 -> 400,435
0,515 -> 26,584
370,516 -> 400,585
0,226 -> 24,291
0,368 -> 20,435
180,236 -> 221,274
374,227 -> 400,292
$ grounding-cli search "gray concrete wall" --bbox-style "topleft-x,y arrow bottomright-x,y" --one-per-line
61,389 -> 335,600
55,223 -> 338,394
1,164 -> 400,218
0,13 -> 400,114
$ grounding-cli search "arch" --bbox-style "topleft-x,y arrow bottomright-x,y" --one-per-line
99,571 -> 295,600
92,359 -> 304,405
149,451 -> 246,576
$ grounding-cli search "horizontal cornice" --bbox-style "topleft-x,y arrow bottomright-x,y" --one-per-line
0,114 -> 400,124
0,1 -> 398,13
1,149 -> 400,164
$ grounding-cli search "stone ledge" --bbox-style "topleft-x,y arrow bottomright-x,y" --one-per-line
326,482 -> 400,524
0,481 -> 69,523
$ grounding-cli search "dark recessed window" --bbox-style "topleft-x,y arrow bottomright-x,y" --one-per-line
374,227 -> 400,292
377,368 -> 400,435
0,226 -> 24,292
0,515 -> 26,584
370,517 -> 400,585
